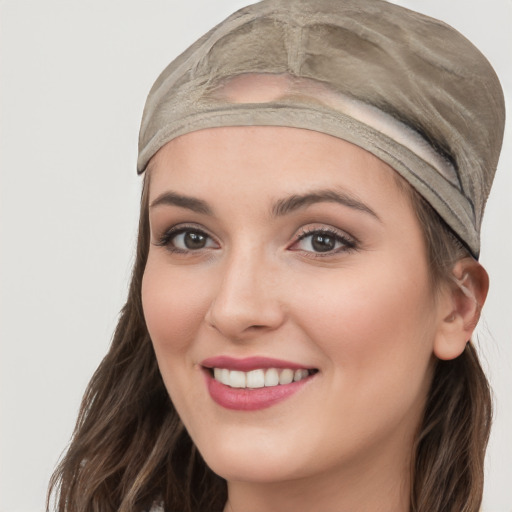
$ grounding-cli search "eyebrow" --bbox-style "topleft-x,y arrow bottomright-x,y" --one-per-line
150,191 -> 212,215
271,189 -> 381,221
149,188 -> 380,222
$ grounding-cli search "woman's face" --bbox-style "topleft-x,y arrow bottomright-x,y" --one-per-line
142,126 -> 443,485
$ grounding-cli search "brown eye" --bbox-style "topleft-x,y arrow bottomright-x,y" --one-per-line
291,228 -> 357,255
311,233 -> 336,252
183,231 -> 208,249
158,227 -> 218,252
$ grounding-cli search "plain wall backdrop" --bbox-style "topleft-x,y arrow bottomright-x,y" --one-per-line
0,1 -> 510,511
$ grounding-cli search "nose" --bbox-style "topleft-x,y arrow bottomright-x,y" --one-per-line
205,249 -> 286,341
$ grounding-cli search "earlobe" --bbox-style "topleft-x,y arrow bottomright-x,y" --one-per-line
433,258 -> 489,361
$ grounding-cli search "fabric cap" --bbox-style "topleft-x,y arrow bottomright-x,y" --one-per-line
138,0 -> 506,258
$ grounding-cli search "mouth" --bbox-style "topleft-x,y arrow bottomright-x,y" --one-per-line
207,367 -> 317,389
200,356 -> 319,410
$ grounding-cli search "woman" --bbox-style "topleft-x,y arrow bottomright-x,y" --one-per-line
48,0 -> 505,511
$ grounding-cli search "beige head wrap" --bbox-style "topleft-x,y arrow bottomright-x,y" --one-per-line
138,0 -> 505,258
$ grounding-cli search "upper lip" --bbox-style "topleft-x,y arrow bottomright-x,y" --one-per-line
201,356 -> 316,372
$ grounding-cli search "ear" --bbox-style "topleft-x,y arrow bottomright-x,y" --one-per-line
433,257 -> 489,360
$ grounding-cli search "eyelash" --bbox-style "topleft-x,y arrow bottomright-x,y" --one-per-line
292,227 -> 357,257
155,225 -> 217,254
154,225 -> 358,256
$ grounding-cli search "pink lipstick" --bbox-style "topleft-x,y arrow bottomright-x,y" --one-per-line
201,356 -> 317,411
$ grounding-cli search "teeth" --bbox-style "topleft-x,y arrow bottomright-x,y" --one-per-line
214,368 -> 231,386
264,368 -> 279,387
246,369 -> 265,388
220,368 -> 230,386
212,367 -> 312,389
279,369 -> 294,385
230,370 -> 246,388
294,369 -> 309,382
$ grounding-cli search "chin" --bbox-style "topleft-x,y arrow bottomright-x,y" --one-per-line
205,451 -> 306,484
193,427 -> 316,483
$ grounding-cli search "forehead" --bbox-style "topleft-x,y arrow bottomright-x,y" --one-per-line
147,125 -> 408,215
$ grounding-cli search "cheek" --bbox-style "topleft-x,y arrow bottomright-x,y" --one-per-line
290,263 -> 436,461
141,259 -> 210,356
294,256 -> 436,392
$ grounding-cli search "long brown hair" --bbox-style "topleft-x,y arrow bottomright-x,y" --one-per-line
404,183 -> 492,512
47,172 -> 492,512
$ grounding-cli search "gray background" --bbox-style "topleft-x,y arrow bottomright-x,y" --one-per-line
1,1 -> 510,510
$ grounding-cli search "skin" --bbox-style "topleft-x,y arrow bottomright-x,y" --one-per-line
140,125 -> 477,512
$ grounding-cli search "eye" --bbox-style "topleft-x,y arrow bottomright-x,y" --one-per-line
291,228 -> 357,254
156,226 -> 219,253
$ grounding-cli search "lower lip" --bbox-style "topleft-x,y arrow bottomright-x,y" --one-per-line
204,370 -> 313,411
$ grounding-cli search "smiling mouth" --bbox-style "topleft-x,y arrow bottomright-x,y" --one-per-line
207,367 -> 318,389
201,359 -> 319,410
